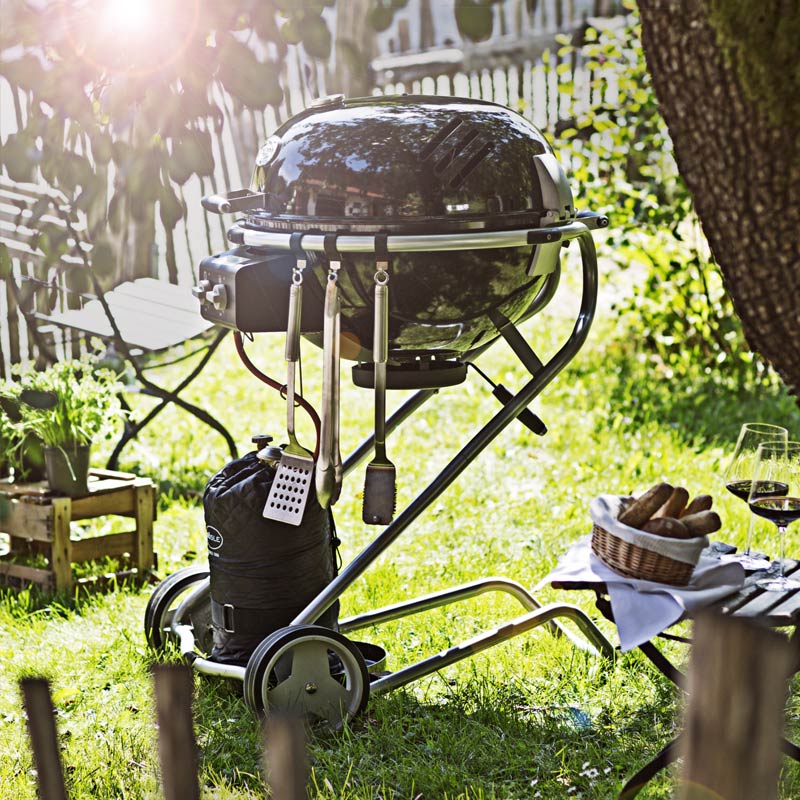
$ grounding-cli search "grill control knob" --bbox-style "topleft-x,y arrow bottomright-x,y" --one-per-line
208,283 -> 228,310
192,279 -> 212,301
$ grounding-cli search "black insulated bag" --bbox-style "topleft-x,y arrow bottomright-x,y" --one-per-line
203,451 -> 339,665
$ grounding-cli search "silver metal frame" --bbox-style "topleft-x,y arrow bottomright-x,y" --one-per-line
161,216 -> 614,707
236,216 -> 606,255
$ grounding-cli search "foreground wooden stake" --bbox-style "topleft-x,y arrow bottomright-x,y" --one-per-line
20,678 -> 68,800
678,610 -> 793,800
263,713 -> 308,800
153,665 -> 200,800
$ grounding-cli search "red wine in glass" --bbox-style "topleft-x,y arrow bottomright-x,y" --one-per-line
726,480 -> 789,503
748,440 -> 800,591
749,497 -> 800,527
723,423 -> 789,567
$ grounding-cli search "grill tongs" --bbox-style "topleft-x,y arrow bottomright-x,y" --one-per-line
316,237 -> 343,510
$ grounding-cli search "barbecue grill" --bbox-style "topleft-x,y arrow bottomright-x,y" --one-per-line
145,95 -> 613,728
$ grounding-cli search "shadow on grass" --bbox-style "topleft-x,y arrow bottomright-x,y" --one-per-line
190,662 -> 682,800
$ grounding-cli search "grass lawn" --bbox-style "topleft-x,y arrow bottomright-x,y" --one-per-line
3,248 -> 800,799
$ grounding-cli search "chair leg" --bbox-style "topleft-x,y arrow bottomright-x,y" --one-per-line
107,329 -> 237,468
618,736 -> 681,800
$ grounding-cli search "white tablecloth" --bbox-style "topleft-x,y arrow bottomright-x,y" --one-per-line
537,535 -> 747,651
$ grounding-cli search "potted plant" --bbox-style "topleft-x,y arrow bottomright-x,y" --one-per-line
0,378 -> 47,483
12,357 -> 126,495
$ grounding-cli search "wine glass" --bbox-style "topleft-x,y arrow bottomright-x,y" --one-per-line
748,440 -> 800,591
723,422 -> 788,568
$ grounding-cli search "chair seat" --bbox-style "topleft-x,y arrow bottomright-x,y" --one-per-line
40,278 -> 214,352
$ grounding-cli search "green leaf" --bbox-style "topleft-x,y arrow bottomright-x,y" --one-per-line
217,38 -> 283,108
1,132 -> 39,184
301,14 -> 332,60
454,0 -> 494,43
91,238 -> 116,279
0,242 -> 11,280
159,182 -> 185,230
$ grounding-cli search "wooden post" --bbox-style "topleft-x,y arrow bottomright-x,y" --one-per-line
678,610 -> 793,800
50,497 -> 72,593
20,678 -> 68,800
263,713 -> 307,800
134,483 -> 155,573
153,665 -> 200,800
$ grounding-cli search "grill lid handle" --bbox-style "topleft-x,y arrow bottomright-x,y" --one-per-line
202,189 -> 266,215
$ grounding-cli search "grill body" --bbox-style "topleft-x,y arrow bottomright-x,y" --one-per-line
199,95 -> 579,363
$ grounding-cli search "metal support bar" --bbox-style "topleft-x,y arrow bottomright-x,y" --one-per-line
339,576 -> 613,656
489,309 -> 545,374
342,388 -> 438,477
368,603 -> 612,696
339,577 -> 542,631
292,230 -> 598,628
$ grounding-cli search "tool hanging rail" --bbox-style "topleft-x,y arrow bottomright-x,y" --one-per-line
231,214 -> 608,255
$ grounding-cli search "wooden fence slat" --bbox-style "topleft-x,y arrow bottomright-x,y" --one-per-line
153,664 -> 201,800
678,610 -> 793,800
263,713 -> 308,800
20,678 -> 68,800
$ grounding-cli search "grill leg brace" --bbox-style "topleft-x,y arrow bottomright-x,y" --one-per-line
292,231 -> 600,644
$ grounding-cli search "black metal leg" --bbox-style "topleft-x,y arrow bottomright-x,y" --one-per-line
618,736 -> 681,799
106,328 -> 237,469
638,640 -> 687,690
782,737 -> 800,762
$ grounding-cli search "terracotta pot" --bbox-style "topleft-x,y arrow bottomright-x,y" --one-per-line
44,444 -> 91,495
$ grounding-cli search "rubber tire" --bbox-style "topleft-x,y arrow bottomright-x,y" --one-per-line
144,565 -> 211,653
242,625 -> 369,729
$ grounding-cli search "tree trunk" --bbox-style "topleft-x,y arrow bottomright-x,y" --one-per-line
637,0 -> 800,396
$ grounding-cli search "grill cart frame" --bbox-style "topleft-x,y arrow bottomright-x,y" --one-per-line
145,216 -> 614,730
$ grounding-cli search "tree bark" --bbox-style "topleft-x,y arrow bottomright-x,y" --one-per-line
637,0 -> 800,395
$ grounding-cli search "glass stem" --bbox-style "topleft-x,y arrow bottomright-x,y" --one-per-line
744,511 -> 756,556
777,525 -> 787,579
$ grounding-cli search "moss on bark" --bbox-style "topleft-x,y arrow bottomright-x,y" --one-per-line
705,0 -> 800,128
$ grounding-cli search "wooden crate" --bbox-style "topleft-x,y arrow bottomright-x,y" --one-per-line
0,469 -> 156,593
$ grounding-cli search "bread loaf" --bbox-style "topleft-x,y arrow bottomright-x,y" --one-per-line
653,487 -> 689,519
642,516 -> 693,540
681,510 -> 721,536
682,494 -> 713,517
618,483 -> 673,528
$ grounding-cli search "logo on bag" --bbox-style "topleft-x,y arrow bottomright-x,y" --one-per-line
207,526 -> 223,552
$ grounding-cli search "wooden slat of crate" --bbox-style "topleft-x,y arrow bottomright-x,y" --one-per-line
71,532 -> 136,562
0,472 -> 156,593
0,562 -> 54,592
0,501 -> 54,541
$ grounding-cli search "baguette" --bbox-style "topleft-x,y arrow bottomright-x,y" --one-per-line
642,516 -> 693,540
682,494 -> 713,517
653,487 -> 690,519
618,483 -> 674,528
681,510 -> 722,536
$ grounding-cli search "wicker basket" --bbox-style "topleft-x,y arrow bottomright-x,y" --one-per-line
589,495 -> 709,586
591,523 -> 695,586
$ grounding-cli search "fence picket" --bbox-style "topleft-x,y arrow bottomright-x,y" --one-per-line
263,713 -> 308,800
20,678 -> 68,800
153,665 -> 201,800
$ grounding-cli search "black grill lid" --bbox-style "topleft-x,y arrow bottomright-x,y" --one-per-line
247,95 -> 575,234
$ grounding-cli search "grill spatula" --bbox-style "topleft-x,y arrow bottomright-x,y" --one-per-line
263,275 -> 314,526
362,268 -> 396,525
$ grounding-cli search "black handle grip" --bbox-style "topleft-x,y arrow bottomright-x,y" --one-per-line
492,384 -> 547,436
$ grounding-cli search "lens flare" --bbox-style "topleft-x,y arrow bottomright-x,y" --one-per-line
59,0 -> 200,78
100,0 -> 154,36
